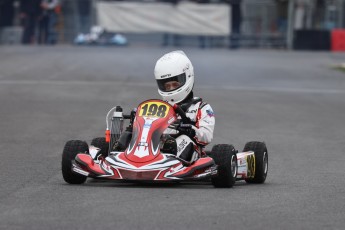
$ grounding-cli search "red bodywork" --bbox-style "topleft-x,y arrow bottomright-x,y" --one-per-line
73,99 -> 216,181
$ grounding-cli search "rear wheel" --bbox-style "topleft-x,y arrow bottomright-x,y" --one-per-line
91,137 -> 109,157
243,141 -> 268,184
209,144 -> 237,188
62,140 -> 88,184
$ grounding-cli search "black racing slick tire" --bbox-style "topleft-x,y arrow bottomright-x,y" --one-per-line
62,140 -> 88,184
91,137 -> 109,158
209,144 -> 238,188
243,141 -> 268,184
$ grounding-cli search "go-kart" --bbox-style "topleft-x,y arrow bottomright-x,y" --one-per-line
62,99 -> 268,188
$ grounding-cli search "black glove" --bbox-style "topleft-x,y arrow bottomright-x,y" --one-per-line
161,136 -> 177,155
177,123 -> 196,139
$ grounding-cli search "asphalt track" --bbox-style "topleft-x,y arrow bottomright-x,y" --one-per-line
0,45 -> 345,230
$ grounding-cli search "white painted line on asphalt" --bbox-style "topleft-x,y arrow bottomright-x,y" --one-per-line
0,80 -> 344,94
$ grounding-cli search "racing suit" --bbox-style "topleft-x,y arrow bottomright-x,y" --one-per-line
164,93 -> 215,162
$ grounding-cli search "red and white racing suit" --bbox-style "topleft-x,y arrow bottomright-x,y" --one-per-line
164,97 -> 215,162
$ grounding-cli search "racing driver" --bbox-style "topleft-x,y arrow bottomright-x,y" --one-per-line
154,50 -> 215,163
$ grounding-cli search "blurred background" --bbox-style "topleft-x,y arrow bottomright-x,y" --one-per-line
0,0 -> 344,51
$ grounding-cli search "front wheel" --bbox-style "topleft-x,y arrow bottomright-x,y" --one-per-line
209,144 -> 237,188
243,141 -> 268,184
61,140 -> 88,184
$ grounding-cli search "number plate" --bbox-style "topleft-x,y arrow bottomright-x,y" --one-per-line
138,102 -> 169,118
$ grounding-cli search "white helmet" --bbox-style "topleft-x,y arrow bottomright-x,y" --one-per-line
154,51 -> 194,104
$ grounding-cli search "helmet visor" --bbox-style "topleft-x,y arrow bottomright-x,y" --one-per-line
157,73 -> 186,92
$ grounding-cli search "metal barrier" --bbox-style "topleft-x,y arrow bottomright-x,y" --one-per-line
0,27 -> 23,44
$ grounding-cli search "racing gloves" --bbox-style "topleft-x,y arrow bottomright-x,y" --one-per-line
161,136 -> 177,155
177,123 -> 196,139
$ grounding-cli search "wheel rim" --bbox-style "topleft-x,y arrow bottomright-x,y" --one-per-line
231,155 -> 237,178
263,152 -> 268,176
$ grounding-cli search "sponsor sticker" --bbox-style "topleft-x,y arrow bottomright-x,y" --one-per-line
177,139 -> 188,153
206,109 -> 214,118
161,74 -> 171,78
